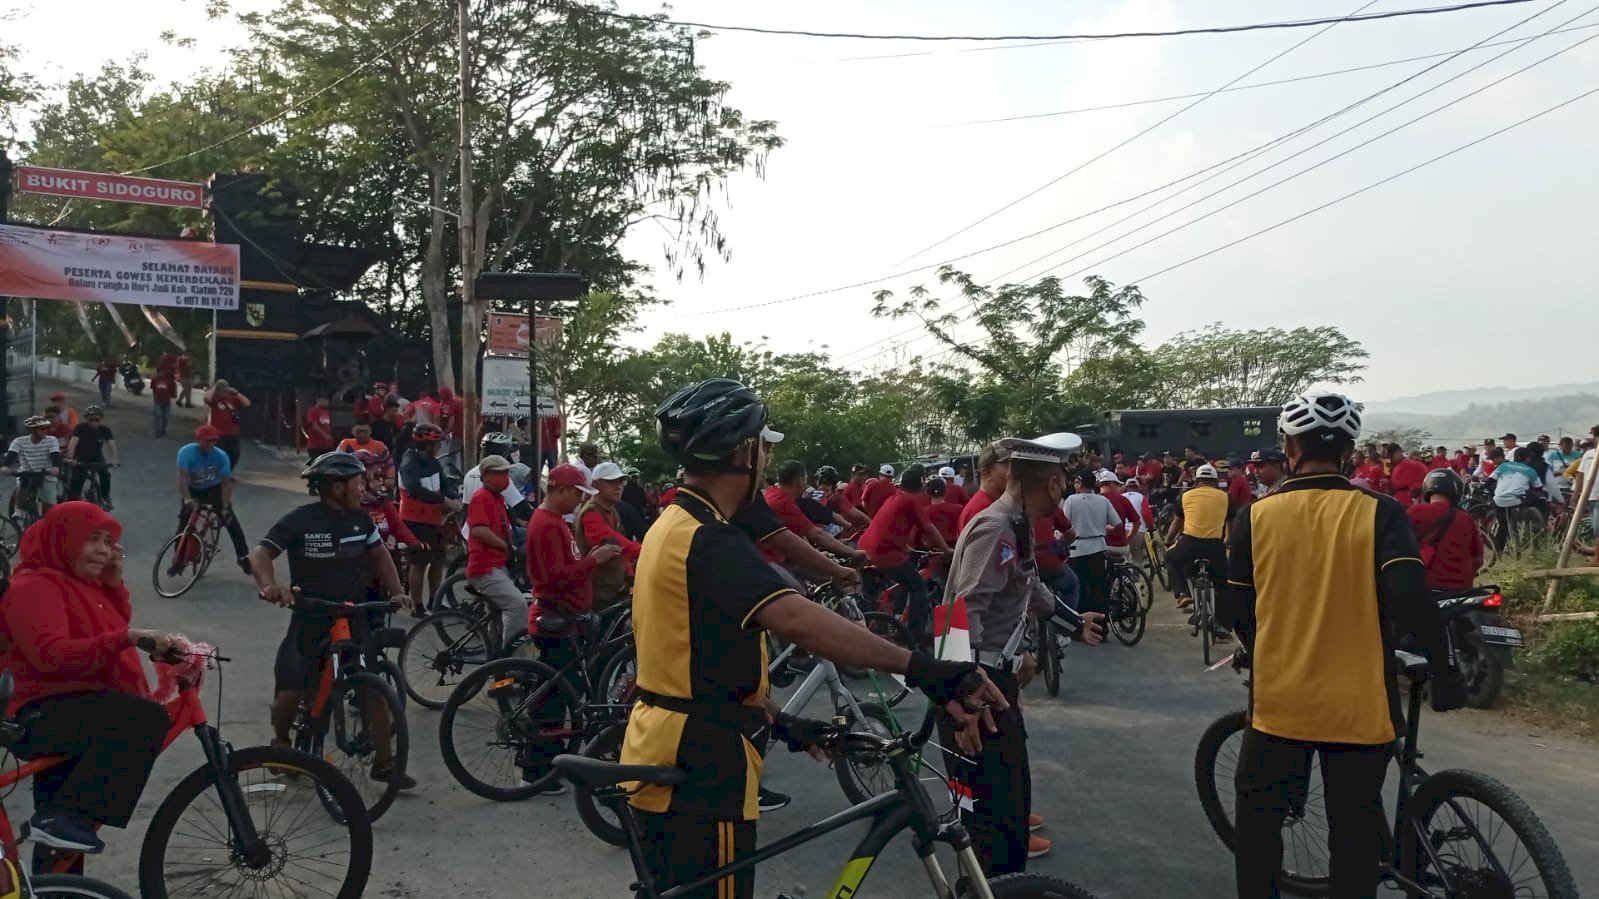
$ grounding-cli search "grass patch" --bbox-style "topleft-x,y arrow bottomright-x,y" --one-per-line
1499,659 -> 1599,740
1480,549 -> 1599,739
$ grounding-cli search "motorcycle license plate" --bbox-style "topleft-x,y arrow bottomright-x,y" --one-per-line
1478,625 -> 1523,646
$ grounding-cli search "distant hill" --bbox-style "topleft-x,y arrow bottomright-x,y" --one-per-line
1363,381 -> 1599,417
1362,393 -> 1599,444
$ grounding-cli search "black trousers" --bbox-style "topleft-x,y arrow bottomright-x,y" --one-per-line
521,635 -> 576,779
883,559 -> 932,640
1166,535 -> 1228,600
218,434 -> 241,469
938,666 -> 1029,877
66,466 -> 111,502
17,692 -> 169,827
1234,728 -> 1390,899
637,809 -> 755,899
1068,551 -> 1109,615
182,486 -> 249,558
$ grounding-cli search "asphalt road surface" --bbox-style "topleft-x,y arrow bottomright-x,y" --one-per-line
16,379 -> 1598,897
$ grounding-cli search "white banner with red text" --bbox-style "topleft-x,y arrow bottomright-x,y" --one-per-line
0,224 -> 240,311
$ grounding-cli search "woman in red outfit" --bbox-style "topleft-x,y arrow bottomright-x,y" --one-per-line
0,502 -> 175,856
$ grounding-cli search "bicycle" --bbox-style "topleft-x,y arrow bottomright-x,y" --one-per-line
1194,648 -> 1577,897
555,709 -> 1098,899
1141,528 -> 1169,591
6,472 -> 49,533
285,594 -> 411,822
1188,560 -> 1222,666
437,612 -> 638,801
0,650 -> 371,899
1105,555 -> 1149,647
65,462 -> 114,511
151,502 -> 224,598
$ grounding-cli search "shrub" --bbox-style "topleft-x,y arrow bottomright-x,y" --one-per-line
1530,619 -> 1599,683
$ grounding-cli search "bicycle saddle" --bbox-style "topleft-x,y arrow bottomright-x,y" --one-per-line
553,754 -> 687,788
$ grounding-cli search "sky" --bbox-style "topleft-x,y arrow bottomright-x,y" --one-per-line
6,0 -> 1599,401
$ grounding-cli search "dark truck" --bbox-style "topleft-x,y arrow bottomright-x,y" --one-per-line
1074,406 -> 1281,461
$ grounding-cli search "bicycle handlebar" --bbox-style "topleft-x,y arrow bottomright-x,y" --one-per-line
291,595 -> 398,617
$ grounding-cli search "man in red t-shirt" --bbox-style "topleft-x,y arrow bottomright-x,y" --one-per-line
958,443 -> 1011,534
922,477 -> 962,548
762,461 -> 865,568
1353,449 -> 1387,493
465,455 -> 535,645
1097,472 -> 1141,555
860,464 -> 897,518
937,466 -> 968,507
1225,466 -> 1254,513
94,357 -> 117,406
1387,443 -> 1430,506
205,380 -> 251,469
1033,506 -> 1079,606
1429,446 -> 1452,471
151,377 -> 174,437
841,464 -> 869,509
304,394 -> 336,463
176,353 -> 194,407
817,465 -> 870,537
861,466 -> 950,643
1406,469 -> 1482,589
407,391 -> 440,428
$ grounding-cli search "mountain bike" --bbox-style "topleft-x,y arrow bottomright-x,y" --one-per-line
1188,560 -> 1222,666
1141,529 -> 1169,591
6,472 -> 49,533
555,709 -> 1098,899
438,613 -> 637,801
1194,648 -> 1577,898
66,462 -> 114,511
1105,555 -> 1148,647
0,652 -> 371,899
285,595 -> 411,822
152,502 -> 224,598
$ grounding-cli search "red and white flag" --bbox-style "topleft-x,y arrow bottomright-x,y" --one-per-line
933,596 -> 971,664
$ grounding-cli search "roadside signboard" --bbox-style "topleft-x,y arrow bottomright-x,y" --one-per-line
0,224 -> 240,310
485,311 -> 561,357
15,166 -> 205,209
482,355 -> 556,417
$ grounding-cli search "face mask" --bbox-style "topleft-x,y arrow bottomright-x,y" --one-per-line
483,471 -> 511,494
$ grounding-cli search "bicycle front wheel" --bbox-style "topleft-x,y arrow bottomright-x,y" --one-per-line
399,609 -> 494,709
1038,621 -> 1061,698
1402,768 -> 1578,899
138,745 -> 373,899
1199,590 -> 1214,667
28,875 -> 137,899
329,670 -> 409,822
151,531 -> 204,598
0,514 -> 21,558
986,872 -> 1100,898
834,701 -> 898,805
1111,578 -> 1147,647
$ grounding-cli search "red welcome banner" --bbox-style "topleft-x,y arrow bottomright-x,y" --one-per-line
16,166 -> 205,209
0,224 -> 240,310
486,311 -> 561,356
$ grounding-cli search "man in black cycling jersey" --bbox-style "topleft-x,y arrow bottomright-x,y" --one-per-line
1227,392 -> 1465,899
248,452 -> 417,789
622,378 -> 1005,899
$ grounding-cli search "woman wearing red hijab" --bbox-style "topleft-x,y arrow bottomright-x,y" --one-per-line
0,502 -> 175,857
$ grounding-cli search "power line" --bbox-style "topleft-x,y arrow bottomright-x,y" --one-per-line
1026,11 -> 1599,286
1131,83 -> 1599,284
933,23 -> 1599,127
120,12 -> 450,177
887,0 -> 1381,269
585,1 -> 1536,42
1001,1 -> 1592,283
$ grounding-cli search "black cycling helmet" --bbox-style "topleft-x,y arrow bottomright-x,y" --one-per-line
815,464 -> 840,485
1422,467 -> 1464,504
302,451 -> 367,488
655,378 -> 768,466
926,475 -> 946,497
84,404 -> 104,419
897,463 -> 926,490
481,430 -> 515,457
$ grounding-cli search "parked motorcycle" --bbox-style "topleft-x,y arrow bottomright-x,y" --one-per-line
1436,586 -> 1521,708
121,361 -> 146,395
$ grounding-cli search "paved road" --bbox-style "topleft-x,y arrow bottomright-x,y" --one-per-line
21,379 -> 1598,897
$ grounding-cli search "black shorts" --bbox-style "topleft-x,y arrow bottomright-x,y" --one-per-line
405,522 -> 445,563
272,610 -> 381,692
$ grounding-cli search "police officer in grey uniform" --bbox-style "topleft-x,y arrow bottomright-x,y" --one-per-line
939,435 -> 1107,876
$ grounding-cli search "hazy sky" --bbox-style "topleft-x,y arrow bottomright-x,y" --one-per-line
8,0 -> 1598,400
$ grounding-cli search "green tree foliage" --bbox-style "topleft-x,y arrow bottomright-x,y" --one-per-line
1364,427 -> 1434,453
1144,323 -> 1369,408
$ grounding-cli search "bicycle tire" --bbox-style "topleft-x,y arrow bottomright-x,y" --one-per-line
834,701 -> 898,805
1199,587 -> 1213,667
150,531 -> 203,598
597,642 -> 639,705
1194,709 -> 1332,895
399,609 -> 493,709
28,874 -> 137,899
320,671 -> 409,822
138,745 -> 373,899
860,612 -> 915,707
1402,768 -> 1578,899
429,572 -> 472,613
439,657 -> 586,801
1112,579 -> 1146,647
986,872 -> 1100,898
572,723 -> 629,847
0,513 -> 21,558
1146,536 -> 1169,590
1039,621 -> 1061,698
1137,565 -> 1155,613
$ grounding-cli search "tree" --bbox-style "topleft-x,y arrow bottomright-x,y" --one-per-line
0,37 -> 37,147
1144,323 -> 1368,408
872,266 -> 1144,438
1365,427 -> 1433,453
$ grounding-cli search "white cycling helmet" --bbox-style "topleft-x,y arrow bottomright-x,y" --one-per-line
1195,464 -> 1218,480
1279,391 -> 1362,440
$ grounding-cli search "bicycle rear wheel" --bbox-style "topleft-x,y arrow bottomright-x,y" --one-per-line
1038,621 -> 1061,698
29,874 -> 137,899
1402,769 -> 1577,899
138,745 -> 372,899
986,873 -> 1099,898
0,514 -> 20,558
439,657 -> 585,801
1199,586 -> 1214,666
399,609 -> 493,709
572,723 -> 629,847
429,572 -> 473,613
1111,578 -> 1147,647
151,530 -> 204,598
861,612 -> 914,707
327,671 -> 409,822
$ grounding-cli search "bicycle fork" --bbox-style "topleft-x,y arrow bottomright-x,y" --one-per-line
194,725 -> 271,868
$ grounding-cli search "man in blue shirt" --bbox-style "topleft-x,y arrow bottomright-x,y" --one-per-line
175,424 -> 251,574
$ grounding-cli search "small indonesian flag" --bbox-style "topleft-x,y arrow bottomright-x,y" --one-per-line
948,778 -> 976,812
933,596 -> 971,664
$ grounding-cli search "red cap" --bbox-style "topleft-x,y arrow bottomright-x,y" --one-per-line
195,425 -> 220,441
547,464 -> 597,495
49,392 -> 65,400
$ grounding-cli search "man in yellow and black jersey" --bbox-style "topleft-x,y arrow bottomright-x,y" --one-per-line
621,378 -> 1006,899
1163,463 -> 1230,612
1225,392 -> 1465,899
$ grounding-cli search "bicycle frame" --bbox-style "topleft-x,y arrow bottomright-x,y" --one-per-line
178,506 -> 222,565
0,672 -> 269,875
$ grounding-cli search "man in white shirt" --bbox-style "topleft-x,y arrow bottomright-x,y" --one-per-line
461,432 -> 531,540
571,442 -> 601,486
1063,470 -> 1123,615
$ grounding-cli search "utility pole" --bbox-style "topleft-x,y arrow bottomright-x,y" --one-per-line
0,149 -> 13,434
457,0 -> 482,470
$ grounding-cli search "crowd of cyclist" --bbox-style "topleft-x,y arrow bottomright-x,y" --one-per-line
0,375 -> 1594,899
